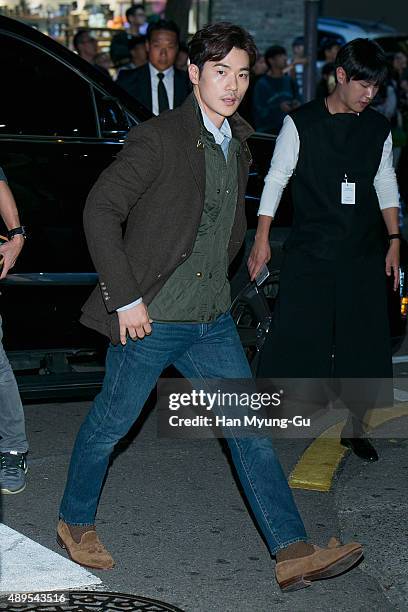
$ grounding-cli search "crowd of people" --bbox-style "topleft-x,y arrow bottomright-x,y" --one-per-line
71,12 -> 408,152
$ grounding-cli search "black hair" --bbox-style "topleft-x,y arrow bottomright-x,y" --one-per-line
126,4 -> 144,20
321,61 -> 335,77
292,36 -> 304,47
335,38 -> 388,85
188,22 -> 257,71
146,19 -> 180,44
320,36 -> 342,52
128,35 -> 146,51
264,45 -> 287,67
178,41 -> 189,54
73,29 -> 93,51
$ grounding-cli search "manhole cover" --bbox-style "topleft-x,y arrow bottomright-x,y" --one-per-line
0,591 -> 185,612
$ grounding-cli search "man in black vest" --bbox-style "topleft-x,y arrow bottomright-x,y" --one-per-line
249,39 -> 400,462
57,22 -> 363,592
117,19 -> 191,114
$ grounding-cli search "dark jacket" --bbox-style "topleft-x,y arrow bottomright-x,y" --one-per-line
81,93 -> 254,343
117,62 -> 191,112
110,31 -> 136,66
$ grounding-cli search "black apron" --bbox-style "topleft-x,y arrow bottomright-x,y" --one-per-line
258,99 -> 393,432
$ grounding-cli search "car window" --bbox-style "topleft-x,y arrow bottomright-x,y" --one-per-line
93,89 -> 131,137
0,33 -> 97,137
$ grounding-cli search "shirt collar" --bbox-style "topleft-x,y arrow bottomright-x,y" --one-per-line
149,62 -> 174,79
199,105 -> 232,145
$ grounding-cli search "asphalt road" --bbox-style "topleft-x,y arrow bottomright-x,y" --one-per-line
1,378 -> 408,611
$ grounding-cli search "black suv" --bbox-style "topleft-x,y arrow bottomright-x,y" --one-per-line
0,16 -> 406,398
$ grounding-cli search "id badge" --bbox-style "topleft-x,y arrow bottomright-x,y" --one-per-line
341,174 -> 355,205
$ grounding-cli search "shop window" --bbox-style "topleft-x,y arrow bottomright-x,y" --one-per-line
0,34 -> 97,137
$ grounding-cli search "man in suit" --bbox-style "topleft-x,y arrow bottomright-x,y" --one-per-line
117,19 -> 191,114
57,22 -> 362,592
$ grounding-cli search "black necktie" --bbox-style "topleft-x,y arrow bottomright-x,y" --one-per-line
157,72 -> 169,114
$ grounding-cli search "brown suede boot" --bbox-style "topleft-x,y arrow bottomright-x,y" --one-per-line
57,520 -> 115,570
275,537 -> 363,592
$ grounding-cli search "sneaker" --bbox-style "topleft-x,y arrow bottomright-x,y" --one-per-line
0,451 -> 28,494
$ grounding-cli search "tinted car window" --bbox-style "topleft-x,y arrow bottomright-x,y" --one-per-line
0,33 -> 97,137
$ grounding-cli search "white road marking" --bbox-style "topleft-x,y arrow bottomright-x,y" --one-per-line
0,524 -> 101,592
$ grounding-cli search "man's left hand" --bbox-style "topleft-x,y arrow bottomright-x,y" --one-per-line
385,241 -> 400,291
0,235 -> 24,279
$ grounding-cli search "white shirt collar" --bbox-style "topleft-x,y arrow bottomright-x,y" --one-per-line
199,104 -> 232,145
148,62 -> 174,80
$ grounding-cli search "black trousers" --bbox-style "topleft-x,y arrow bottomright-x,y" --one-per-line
258,249 -> 393,434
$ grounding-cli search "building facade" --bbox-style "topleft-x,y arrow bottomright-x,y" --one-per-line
210,0 -> 305,55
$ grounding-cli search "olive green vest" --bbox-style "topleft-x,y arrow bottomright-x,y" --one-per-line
148,114 -> 240,323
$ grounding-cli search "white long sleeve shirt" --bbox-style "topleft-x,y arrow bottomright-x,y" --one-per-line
149,62 -> 174,116
258,115 -> 400,218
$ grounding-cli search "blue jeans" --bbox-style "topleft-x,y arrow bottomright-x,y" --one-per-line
59,313 -> 307,554
0,315 -> 28,454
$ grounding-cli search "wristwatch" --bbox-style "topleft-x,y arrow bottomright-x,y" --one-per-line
7,226 -> 27,240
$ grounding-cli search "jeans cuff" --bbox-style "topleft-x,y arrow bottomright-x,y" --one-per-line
272,536 -> 309,555
59,514 -> 95,527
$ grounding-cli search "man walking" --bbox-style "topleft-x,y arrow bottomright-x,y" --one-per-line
58,23 -> 362,592
0,168 -> 28,494
249,39 -> 400,462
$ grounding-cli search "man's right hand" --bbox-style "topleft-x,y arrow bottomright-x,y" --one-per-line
247,237 -> 271,281
117,302 -> 153,345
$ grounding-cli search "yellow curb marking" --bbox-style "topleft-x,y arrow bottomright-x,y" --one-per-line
288,404 -> 408,492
